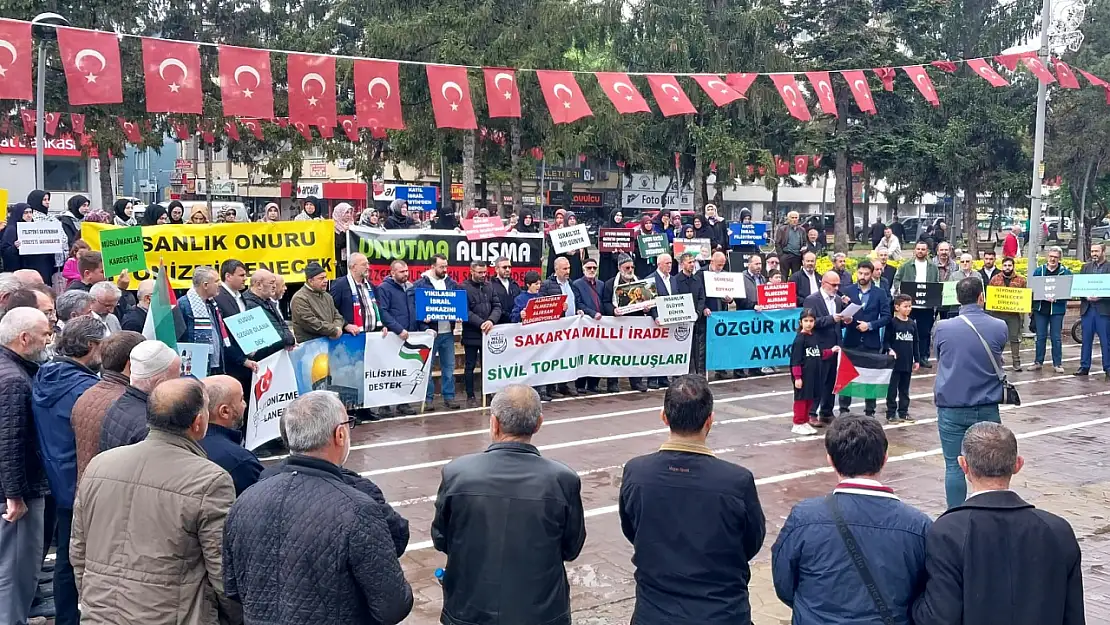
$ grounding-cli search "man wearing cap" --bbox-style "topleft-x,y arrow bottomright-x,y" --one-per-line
291,261 -> 344,343
98,341 -> 182,453
602,254 -> 647,393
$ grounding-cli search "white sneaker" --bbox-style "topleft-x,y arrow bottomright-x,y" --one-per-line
792,423 -> 818,436
1054,366 -> 1066,373
762,367 -> 775,374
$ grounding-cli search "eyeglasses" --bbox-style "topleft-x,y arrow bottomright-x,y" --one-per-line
339,417 -> 356,430
584,265 -> 598,271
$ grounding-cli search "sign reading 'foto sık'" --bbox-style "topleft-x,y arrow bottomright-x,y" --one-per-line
549,224 -> 591,254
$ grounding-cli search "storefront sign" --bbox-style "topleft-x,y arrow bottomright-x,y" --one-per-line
706,309 -> 800,370
0,134 -> 87,157
195,179 -> 239,196
296,182 -> 323,198
546,191 -> 604,207
308,161 -> 328,177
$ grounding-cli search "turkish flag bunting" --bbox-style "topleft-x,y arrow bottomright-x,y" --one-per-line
851,162 -> 865,175
995,52 -> 1034,72
805,71 -> 837,116
769,74 -> 811,121
202,128 -> 215,145
1052,60 -> 1080,89
812,154 -> 823,168
142,39 -> 202,114
118,117 -> 141,143
1021,57 -> 1056,85
316,124 -> 334,139
794,155 -> 808,174
338,116 -> 359,142
931,60 -> 958,74
354,60 -> 404,131
274,117 -> 289,128
595,72 -> 650,114
426,65 -> 478,129
535,70 -> 592,124
0,20 -> 32,100
44,112 -> 60,136
646,74 -> 696,116
690,74 -> 744,106
873,67 -> 896,91
1078,69 -> 1108,87
218,46 -> 274,119
224,119 -> 240,142
841,70 -> 877,114
903,65 -> 940,106
172,122 -> 191,140
70,114 -> 85,135
370,126 -> 388,139
746,165 -> 754,177
725,73 -> 758,98
19,109 -> 33,136
774,156 -> 790,176
483,68 -> 522,118
293,120 -> 313,141
240,118 -> 264,140
57,28 -> 123,105
288,53 -> 336,128
967,59 -> 1009,87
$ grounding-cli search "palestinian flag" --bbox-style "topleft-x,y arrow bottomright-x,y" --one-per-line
834,349 -> 895,399
399,340 -> 431,365
143,262 -> 180,350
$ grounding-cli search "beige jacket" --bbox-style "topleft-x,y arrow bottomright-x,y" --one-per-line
71,428 -> 238,625
290,283 -> 344,343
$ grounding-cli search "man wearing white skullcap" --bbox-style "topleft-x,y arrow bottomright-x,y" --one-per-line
97,341 -> 182,453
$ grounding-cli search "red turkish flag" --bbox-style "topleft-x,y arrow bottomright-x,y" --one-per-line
293,120 -> 313,141
316,124 -> 334,139
44,112 -> 60,136
142,39 -> 202,114
725,73 -> 758,98
805,71 -> 837,116
240,118 -> 264,139
288,53 -> 336,128
0,19 -> 32,101
812,154 -> 823,168
202,129 -> 215,145
774,156 -> 790,176
769,74 -> 811,121
19,109 -> 33,136
967,59 -> 1009,87
595,72 -> 650,114
994,52 -> 1034,72
646,74 -> 696,117
354,60 -> 404,131
1052,60 -> 1080,89
224,119 -> 240,142
1021,57 -> 1056,85
1078,69 -> 1107,87
338,116 -> 359,142
218,46 -> 274,119
57,28 -> 123,105
426,65 -> 477,129
903,65 -> 940,107
172,121 -> 191,140
841,70 -> 876,114
118,117 -> 141,143
794,155 -> 808,174
535,70 -> 592,124
691,74 -> 744,107
70,114 -> 85,135
931,60 -> 958,74
873,67 -> 896,91
482,68 -> 521,118
851,162 -> 865,175
274,117 -> 289,128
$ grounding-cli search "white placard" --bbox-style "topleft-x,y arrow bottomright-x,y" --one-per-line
362,329 -> 436,408
704,271 -> 747,299
245,350 -> 299,451
655,294 -> 697,326
549,224 -> 591,254
17,221 -> 65,256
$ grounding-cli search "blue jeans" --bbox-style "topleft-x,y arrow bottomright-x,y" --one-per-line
1080,307 -> 1110,372
937,404 -> 1001,509
426,332 -> 456,402
1033,312 -> 1063,367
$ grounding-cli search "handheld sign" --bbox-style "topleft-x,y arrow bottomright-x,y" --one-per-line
1029,275 -> 1073,300
757,282 -> 796,310
1070,274 -> 1110,298
177,343 -> 211,379
942,281 -> 958,307
223,308 -> 283,353
637,233 -> 669,261
521,295 -> 567,325
706,309 -> 799,370
98,226 -> 148,277
549,224 -> 591,254
598,228 -> 635,253
673,238 -> 711,261
614,278 -> 658,314
900,281 -> 943,308
986,286 -> 1033,313
656,294 -> 697,325
461,216 -> 508,241
414,288 -> 467,321
704,271 -> 747,299
728,222 -> 769,246
16,221 -> 65,256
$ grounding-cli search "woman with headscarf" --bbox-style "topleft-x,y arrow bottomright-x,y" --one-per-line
112,198 -> 137,227
60,194 -> 89,250
654,209 -> 677,242
383,199 -> 413,230
358,208 -> 385,231
142,204 -> 170,226
564,213 -> 589,280
83,208 -> 111,225
1,203 -> 35,273
512,209 -> 539,234
545,208 -> 569,278
294,196 -> 322,221
332,202 -> 354,277
24,190 -> 65,283
187,203 -> 211,224
730,208 -> 761,259
597,208 -> 626,283
633,213 -> 658,278
167,200 -> 185,224
432,204 -> 460,230
258,202 -> 281,223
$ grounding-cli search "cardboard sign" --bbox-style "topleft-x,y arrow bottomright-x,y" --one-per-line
656,294 -> 697,326
757,282 -> 796,310
224,308 -> 283,353
598,228 -> 635,253
986,286 -> 1033,313
16,221 -> 65,256
1070,274 -> 1110,298
673,238 -> 711,261
942,281 -> 958,307
414,288 -> 467,321
177,343 -> 210,379
727,251 -> 761,272
614,278 -> 658,314
549,224 -> 591,254
1030,275 -> 1073,300
98,226 -> 148,277
900,281 -> 943,308
728,222 -> 769,246
521,295 -> 567,325
461,216 -> 509,241
704,271 -> 747,299
637,233 -> 670,261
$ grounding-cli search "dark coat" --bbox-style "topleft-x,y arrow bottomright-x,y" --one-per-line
330,275 -> 381,330
841,282 -> 892,351
432,442 -> 585,625
242,290 -> 295,361
490,277 -> 521,324
912,490 -> 1084,625
1079,260 -> 1110,317
213,287 -> 251,388
673,270 -> 708,321
375,276 -> 414,335
601,275 -> 647,317
537,276 -> 585,316
803,291 -> 847,350
98,385 -> 150,453
120,305 -> 147,333
0,346 -> 47,501
32,357 -> 99,509
461,278 -> 502,346
198,424 -> 262,496
790,268 -> 820,306
573,276 -> 604,317
791,332 -> 828,402
869,221 -> 887,248
224,455 -> 414,625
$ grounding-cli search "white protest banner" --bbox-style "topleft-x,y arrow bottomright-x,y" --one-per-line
482,315 -> 692,394
549,224 -> 591,254
704,271 -> 747,299
17,221 -> 65,256
245,350 -> 299,450
362,329 -> 436,408
656,294 -> 697,326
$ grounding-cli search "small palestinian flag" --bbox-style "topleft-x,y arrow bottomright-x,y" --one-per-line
399,340 -> 432,365
834,349 -> 895,399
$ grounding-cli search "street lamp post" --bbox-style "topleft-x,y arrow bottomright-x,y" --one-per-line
30,12 -> 69,191
1026,0 -> 1050,273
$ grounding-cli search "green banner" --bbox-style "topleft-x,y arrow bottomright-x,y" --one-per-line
97,226 -> 148,277
637,233 -> 670,263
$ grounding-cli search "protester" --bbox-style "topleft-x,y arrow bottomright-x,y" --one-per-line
433,384 -> 583,625
89,280 -> 123,334
656,210 -> 676,242
74,377 -> 239,624
791,309 -> 838,435
1028,247 -> 1070,372
375,260 -> 418,410
978,250 -> 999,284
179,266 -> 230,376
646,253 -> 675,389
602,254 -> 648,392
72,331 -> 144,482
621,374 -> 764,624
952,252 -> 981,287
60,240 -> 89,287
213,259 -> 256,397
674,251 -> 708,374
884,294 -> 920,422
432,204 -> 460,230
121,279 -> 154,332
187,202 -> 211,224
800,228 -> 824,258
511,271 -> 543,324
632,214 -> 657,278
868,217 -> 886,249
0,273 -> 18,314
894,241 -> 941,367
99,340 -> 182,452
598,208 -> 625,282
773,416 -> 931,625
987,256 -> 1027,371
462,260 -> 501,406
60,195 -> 89,251
411,254 -> 462,411
703,203 -> 729,252
197,375 -> 261,495
913,422 -> 1084,625
934,242 -> 960,320
166,200 -> 185,224
1076,242 -> 1110,379
330,202 -> 354,276
729,209 -> 761,258
789,251 -> 820,307
21,191 -> 65,284
512,208 -> 540,234
0,308 -> 53,625
55,292 -> 93,336
1,204 -> 35,277
802,271 -> 851,424
488,256 -> 521,327
383,199 -> 414,230
1002,222 -> 1021,258
141,203 -> 170,226
544,208 -> 569,278
66,250 -> 106,292
537,256 -> 586,397
294,196 -> 323,222
5,286 -> 57,330
839,260 -> 891,417
242,269 -> 295,360
933,276 -> 1007,508
290,261 -> 344,343
872,247 -> 896,290
331,253 -> 379,335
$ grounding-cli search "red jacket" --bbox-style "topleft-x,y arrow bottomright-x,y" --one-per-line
1002,233 -> 1019,258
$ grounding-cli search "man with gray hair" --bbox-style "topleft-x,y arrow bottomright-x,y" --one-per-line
55,290 -> 94,332
180,265 -> 229,376
432,384 -> 585,625
121,278 -> 155,332
913,422 -> 1084,625
99,341 -> 182,452
90,280 -> 123,334
224,391 -> 413,625
0,272 -> 22,315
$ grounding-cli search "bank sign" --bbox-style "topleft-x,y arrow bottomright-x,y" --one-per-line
0,135 -> 88,157
373,184 -> 439,209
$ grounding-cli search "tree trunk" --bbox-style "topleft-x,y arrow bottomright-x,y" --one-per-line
1078,158 -> 1093,261
204,144 -> 215,215
439,151 -> 450,212
462,130 -> 476,212
693,145 -> 705,210
493,184 -> 504,217
98,151 -> 114,209
770,184 -> 779,222
964,181 -> 979,257
510,119 -> 522,215
834,150 -> 849,253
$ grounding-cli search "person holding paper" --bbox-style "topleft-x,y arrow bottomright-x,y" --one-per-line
602,255 -> 648,393
1031,247 -> 1071,374
538,257 -> 585,398
802,271 -> 852,425
243,270 -> 294,361
1076,242 -> 1110,379
0,204 -> 35,275
214,259 -> 258,401
674,252 -> 708,375
411,254 -> 462,411
462,261 -> 502,407
986,257 -> 1027,371
838,261 -> 891,417
21,191 -> 65,285
647,254 -> 676,389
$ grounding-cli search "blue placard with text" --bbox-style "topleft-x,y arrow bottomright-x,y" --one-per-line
223,308 -> 282,353
1070,274 -> 1110,298
705,308 -> 800,370
728,222 -> 769,246
414,289 -> 467,322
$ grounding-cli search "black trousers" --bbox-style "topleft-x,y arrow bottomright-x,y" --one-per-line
575,377 -> 600,391
886,370 -> 913,417
782,253 -> 802,278
53,507 -> 78,625
463,344 -> 481,398
691,321 -> 707,375
911,308 -> 936,363
811,359 -> 838,419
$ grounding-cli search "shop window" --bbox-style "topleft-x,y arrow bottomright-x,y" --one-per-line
44,157 -> 88,192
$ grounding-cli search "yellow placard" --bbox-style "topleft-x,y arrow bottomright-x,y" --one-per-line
0,188 -> 8,223
82,220 -> 337,289
985,285 -> 1032,314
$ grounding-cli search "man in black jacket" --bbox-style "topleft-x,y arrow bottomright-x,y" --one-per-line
198,375 -> 262,495
490,256 -> 520,326
913,422 -> 1084,625
602,254 -> 648,392
224,391 -> 413,625
461,260 -> 501,407
674,252 -> 708,374
790,251 -> 820,307
99,341 -> 181,452
432,384 -> 585,625
330,253 -> 381,335
802,271 -> 852,424
538,257 -> 586,398
242,269 -> 295,362
214,259 -> 256,403
572,258 -> 605,393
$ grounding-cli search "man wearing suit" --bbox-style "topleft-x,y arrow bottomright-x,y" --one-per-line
538,257 -> 588,397
573,258 -> 605,393
673,252 -> 708,374
1076,242 -> 1110,378
330,253 -> 381,334
789,251 -> 820,307
602,254 -> 647,393
838,260 -> 891,417
894,241 -> 941,367
803,271 -> 853,423
647,254 -> 676,389
214,259 -> 257,402
731,254 -> 767,378
490,256 -> 521,326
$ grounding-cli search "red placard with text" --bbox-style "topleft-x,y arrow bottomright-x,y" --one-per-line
461,217 -> 509,241
757,282 -> 796,310
521,295 -> 567,325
